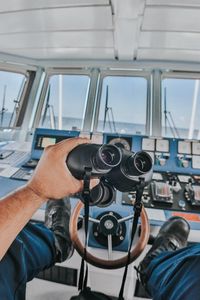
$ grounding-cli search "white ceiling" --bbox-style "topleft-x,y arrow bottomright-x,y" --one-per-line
1,0 -> 200,62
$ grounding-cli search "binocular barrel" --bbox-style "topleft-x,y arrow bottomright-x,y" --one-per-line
67,144 -> 122,179
66,143 -> 153,206
107,150 -> 153,192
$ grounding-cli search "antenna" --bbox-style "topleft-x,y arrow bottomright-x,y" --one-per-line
103,85 -> 109,131
42,84 -> 51,126
9,77 -> 26,127
164,87 -> 180,138
164,87 -> 167,136
0,85 -> 7,127
41,85 -> 56,129
103,85 -> 117,133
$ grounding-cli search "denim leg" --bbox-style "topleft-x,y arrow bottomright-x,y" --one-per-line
0,222 -> 56,300
146,244 -> 200,300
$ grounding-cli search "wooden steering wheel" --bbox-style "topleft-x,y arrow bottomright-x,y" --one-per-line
69,201 -> 150,269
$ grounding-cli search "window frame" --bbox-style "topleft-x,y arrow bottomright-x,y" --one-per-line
0,63 -> 36,129
32,68 -> 93,131
92,69 -> 151,135
161,71 -> 200,139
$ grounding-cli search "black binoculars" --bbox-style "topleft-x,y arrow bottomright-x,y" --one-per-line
67,143 -> 153,207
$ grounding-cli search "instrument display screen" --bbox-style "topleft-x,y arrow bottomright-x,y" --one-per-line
35,135 -> 67,150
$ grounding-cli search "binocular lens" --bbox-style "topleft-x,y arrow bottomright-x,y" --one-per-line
97,145 -> 122,169
89,182 -> 116,207
134,151 -> 152,174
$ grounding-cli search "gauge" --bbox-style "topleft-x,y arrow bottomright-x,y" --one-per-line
142,138 -> 155,151
156,139 -> 169,152
108,137 -> 131,151
192,155 -> 200,169
178,141 -> 191,154
192,142 -> 200,155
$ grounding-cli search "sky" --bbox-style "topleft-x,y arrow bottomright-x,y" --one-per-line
162,78 -> 200,131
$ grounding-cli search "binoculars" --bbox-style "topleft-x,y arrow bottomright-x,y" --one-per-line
67,143 -> 153,207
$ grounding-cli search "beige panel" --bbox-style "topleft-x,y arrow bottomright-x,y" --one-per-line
0,6 -> 113,34
142,7 -> 200,32
137,48 -> 200,62
114,19 -> 140,59
0,0 -> 109,12
3,47 -> 115,60
0,31 -> 113,49
139,32 -> 200,50
146,0 -> 200,6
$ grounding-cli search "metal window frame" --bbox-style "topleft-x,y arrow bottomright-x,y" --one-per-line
92,69 -> 151,135
160,70 -> 200,139
0,66 -> 33,129
32,68 -> 95,130
151,69 -> 162,137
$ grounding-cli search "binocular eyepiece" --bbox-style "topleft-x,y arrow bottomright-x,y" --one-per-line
67,144 -> 122,179
67,143 -> 153,206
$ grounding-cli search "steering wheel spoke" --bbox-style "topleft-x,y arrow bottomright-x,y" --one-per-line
107,234 -> 113,260
118,215 -> 134,224
79,215 -> 100,224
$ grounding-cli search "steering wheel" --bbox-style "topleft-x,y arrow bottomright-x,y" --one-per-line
69,201 -> 150,269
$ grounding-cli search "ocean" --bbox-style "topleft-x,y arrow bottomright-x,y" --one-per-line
0,112 -> 198,140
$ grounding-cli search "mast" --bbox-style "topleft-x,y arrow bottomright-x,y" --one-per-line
41,84 -> 51,126
164,87 -> 180,138
103,85 -> 117,133
9,77 -> 26,127
164,87 -> 167,136
0,85 -> 7,127
103,85 -> 109,131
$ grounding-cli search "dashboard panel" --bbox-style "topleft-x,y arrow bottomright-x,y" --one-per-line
2,130 -> 200,214
104,133 -> 200,213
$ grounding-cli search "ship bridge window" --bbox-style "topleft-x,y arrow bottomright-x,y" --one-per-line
0,70 -> 26,128
162,77 -> 200,140
40,74 -> 90,131
97,76 -> 147,135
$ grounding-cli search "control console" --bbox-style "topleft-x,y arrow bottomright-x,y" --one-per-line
104,133 -> 200,213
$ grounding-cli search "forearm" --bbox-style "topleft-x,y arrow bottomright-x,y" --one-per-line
0,186 -> 47,260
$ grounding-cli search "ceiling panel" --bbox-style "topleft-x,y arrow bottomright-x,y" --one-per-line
139,32 -> 200,50
142,7 -> 200,32
137,48 -> 200,62
146,0 -> 200,6
0,6 -> 112,34
0,31 -> 113,49
2,48 -> 115,60
0,0 -> 109,12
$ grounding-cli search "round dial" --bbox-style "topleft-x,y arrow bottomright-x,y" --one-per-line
108,137 -> 131,151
